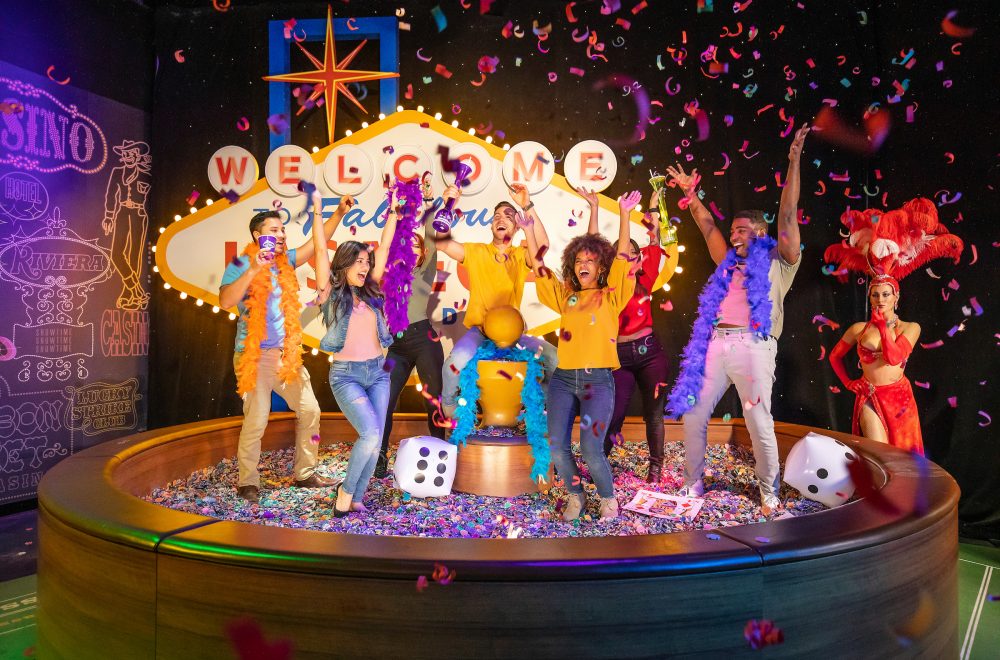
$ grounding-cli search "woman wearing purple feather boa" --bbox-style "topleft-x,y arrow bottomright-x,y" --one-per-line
666,124 -> 809,516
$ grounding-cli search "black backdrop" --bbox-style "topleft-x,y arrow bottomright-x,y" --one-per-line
138,1 -> 997,537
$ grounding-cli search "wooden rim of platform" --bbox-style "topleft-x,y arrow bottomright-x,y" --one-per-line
37,415 -> 959,581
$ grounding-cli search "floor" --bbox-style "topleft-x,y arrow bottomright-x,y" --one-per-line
1,507 -> 997,658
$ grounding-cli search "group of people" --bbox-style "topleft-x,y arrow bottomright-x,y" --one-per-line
222,122 -> 951,521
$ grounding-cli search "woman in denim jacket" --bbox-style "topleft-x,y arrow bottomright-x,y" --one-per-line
312,189 -> 395,516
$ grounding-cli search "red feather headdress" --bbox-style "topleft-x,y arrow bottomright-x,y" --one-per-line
823,197 -> 964,290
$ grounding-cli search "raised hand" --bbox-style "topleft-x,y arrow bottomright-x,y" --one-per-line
336,194 -> 355,214
870,305 -> 887,329
573,185 -> 599,208
664,163 -> 699,193
618,190 -> 643,213
789,124 -> 810,162
509,183 -> 530,208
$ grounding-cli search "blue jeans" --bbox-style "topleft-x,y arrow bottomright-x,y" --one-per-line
547,367 -> 616,499
329,356 -> 390,503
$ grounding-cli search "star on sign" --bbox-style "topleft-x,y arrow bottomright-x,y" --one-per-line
263,5 -> 399,143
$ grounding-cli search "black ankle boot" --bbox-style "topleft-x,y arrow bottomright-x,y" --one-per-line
645,462 -> 662,484
373,453 -> 388,479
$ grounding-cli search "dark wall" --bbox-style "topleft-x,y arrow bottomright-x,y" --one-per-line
0,0 -> 154,504
146,1 -> 998,536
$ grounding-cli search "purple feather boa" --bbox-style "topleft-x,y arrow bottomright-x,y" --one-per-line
666,236 -> 776,418
381,179 -> 423,334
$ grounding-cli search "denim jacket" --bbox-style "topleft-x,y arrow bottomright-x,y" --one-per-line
319,289 -> 394,353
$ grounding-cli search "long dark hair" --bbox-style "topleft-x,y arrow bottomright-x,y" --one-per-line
560,234 -> 616,292
321,240 -> 384,326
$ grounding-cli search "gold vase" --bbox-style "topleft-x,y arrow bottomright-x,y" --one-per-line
476,360 -> 527,427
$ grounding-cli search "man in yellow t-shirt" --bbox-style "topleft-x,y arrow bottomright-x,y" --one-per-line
435,184 -> 558,416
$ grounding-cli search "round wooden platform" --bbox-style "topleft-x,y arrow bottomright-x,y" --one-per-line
37,415 -> 959,658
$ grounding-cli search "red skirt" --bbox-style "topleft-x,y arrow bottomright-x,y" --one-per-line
852,376 -> 924,456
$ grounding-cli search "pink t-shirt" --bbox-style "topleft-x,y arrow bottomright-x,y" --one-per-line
717,266 -> 751,327
333,300 -> 382,362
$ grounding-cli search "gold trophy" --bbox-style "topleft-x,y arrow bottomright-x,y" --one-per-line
451,306 -> 552,497
649,172 -> 678,246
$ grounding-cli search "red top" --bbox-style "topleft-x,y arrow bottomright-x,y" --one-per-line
618,245 -> 664,335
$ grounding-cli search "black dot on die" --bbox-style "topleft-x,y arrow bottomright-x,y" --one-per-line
417,459 -> 428,470
419,447 -> 430,457
438,450 -> 448,460
808,485 -> 819,494
835,440 -> 846,447
845,452 -> 856,461
414,473 -> 425,483
436,463 -> 447,474
433,476 -> 444,487
817,468 -> 829,479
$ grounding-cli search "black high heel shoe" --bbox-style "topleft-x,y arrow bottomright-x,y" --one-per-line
333,484 -> 351,518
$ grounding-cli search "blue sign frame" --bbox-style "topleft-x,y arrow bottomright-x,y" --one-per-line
267,16 -> 399,152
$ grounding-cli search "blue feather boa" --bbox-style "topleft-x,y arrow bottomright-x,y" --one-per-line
666,236 -> 776,418
450,340 -> 550,482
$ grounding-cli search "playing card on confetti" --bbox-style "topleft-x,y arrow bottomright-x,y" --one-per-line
623,489 -> 704,520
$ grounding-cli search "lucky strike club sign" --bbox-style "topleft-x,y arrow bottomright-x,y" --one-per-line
157,110 -> 678,349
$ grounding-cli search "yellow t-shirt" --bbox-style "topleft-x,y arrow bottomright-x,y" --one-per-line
462,243 -> 529,328
535,257 -> 636,370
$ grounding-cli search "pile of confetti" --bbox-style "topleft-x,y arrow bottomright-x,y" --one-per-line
144,440 -> 825,538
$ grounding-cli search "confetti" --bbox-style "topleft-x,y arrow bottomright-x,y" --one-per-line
45,65 -> 71,85
430,5 -> 448,32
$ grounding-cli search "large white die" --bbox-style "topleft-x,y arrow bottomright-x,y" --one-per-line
393,436 -> 457,498
783,432 -> 859,508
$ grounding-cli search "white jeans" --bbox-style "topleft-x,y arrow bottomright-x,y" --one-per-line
682,331 -> 780,500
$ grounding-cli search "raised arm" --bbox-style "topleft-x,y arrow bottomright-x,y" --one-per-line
777,124 -> 809,265
665,164 -> 728,265
645,188 -> 662,246
370,190 -> 399,284
219,252 -> 265,310
617,190 -> 642,256
311,189 -> 332,304
431,184 -> 465,262
509,183 -> 548,268
573,186 -> 600,235
294,193 -> 354,267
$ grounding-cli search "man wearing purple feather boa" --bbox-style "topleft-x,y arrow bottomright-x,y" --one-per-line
666,124 -> 810,516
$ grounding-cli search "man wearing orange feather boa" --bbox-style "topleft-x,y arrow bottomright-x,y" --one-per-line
219,201 -> 352,502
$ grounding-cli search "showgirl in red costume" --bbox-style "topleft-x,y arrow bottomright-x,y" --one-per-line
824,198 -> 964,455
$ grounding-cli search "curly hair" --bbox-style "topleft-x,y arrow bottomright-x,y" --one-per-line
560,233 -> 617,292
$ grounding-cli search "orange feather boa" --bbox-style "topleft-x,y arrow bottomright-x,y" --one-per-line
234,242 -> 304,396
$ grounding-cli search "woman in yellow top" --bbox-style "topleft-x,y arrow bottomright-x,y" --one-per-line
527,190 -> 640,521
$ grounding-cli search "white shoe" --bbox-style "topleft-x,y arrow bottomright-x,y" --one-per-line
599,497 -> 619,520
562,492 -> 587,521
761,492 -> 781,516
677,479 -> 705,498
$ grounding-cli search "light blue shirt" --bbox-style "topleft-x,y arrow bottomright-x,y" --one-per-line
221,248 -> 297,352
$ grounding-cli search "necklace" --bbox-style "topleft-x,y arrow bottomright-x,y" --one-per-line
886,316 -> 899,329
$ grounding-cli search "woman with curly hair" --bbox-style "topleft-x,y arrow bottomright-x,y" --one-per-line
825,197 -> 964,456
525,190 -> 640,521
312,188 -> 397,516
576,187 -> 669,483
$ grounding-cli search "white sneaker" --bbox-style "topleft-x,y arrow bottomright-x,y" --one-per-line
761,492 -> 781,516
562,492 -> 587,521
599,497 -> 619,520
677,479 -> 705,498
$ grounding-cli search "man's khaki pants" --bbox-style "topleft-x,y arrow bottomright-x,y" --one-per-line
234,348 -> 321,487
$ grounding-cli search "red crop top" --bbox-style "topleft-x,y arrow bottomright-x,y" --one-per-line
618,245 -> 665,335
